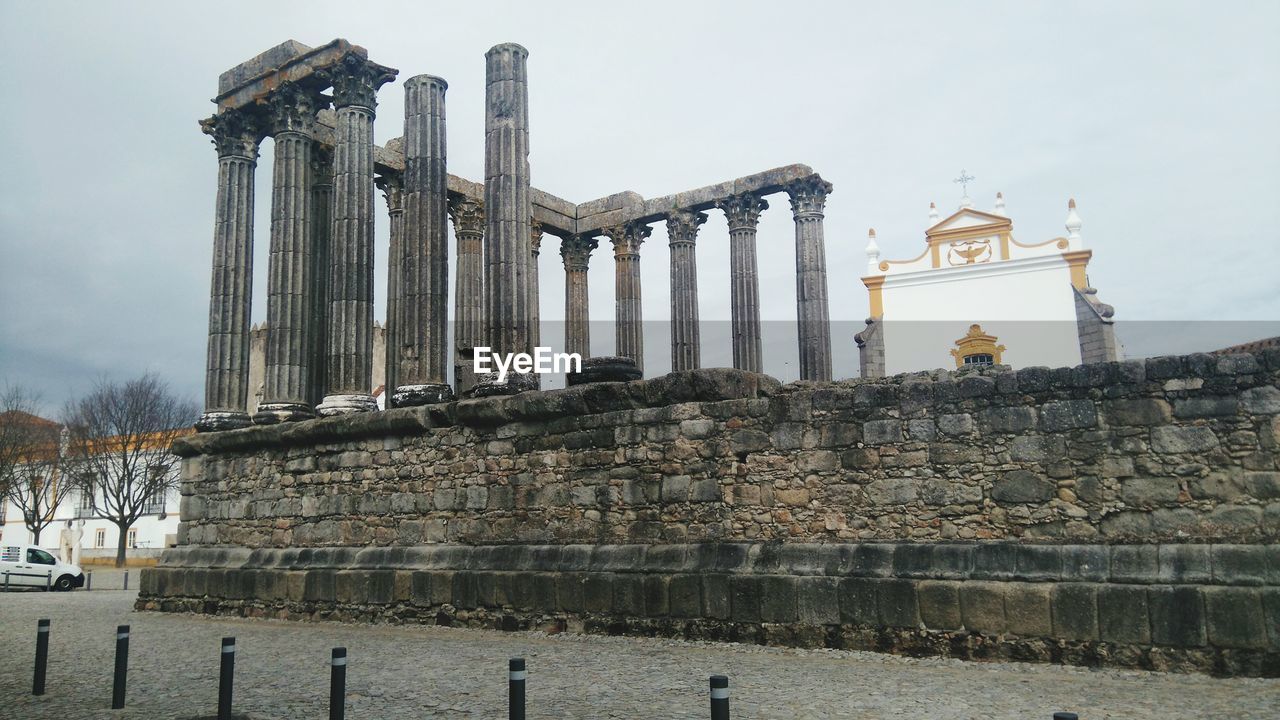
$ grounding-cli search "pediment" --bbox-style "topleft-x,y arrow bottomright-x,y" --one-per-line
926,208 -> 1011,237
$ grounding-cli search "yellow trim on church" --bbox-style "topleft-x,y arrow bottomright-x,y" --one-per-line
1062,249 -> 1092,290
950,324 -> 1006,367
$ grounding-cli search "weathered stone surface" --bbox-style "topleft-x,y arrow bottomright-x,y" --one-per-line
1151,426 -> 1220,454
992,470 -> 1054,504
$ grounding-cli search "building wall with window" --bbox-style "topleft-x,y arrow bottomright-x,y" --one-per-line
858,195 -> 1116,376
1,486 -> 179,562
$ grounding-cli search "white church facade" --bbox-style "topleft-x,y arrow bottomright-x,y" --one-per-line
856,194 -> 1117,376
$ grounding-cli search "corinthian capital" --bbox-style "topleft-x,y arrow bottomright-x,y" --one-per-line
560,234 -> 598,271
786,175 -> 834,219
447,197 -> 485,236
325,53 -> 397,111
200,108 -> 266,160
605,222 -> 653,257
375,173 -> 404,214
717,193 -> 769,231
266,81 -> 326,136
665,210 -> 708,246
531,220 -> 544,255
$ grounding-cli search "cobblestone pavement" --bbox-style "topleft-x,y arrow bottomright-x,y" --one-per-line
1,591 -> 1276,719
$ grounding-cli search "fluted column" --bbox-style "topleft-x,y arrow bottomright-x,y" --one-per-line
255,83 -> 324,424
718,193 -> 768,373
482,43 -> 532,375
606,222 -> 651,374
196,109 -> 264,432
450,198 -> 485,394
317,54 -> 396,416
787,175 -> 834,381
394,74 -> 453,406
307,147 -> 334,408
375,173 -> 404,399
530,221 -> 543,349
560,234 -> 596,359
667,210 -> 706,371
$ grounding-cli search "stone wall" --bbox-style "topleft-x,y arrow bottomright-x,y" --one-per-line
142,351 -> 1280,675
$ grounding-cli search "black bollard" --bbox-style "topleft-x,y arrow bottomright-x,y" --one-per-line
123,570 -> 129,591
4,570 -> 9,591
218,637 -> 235,720
329,647 -> 347,720
509,658 -> 526,720
45,571 -> 52,591
710,675 -> 730,720
1053,714 -> 1079,720
33,619 -> 50,695
86,572 -> 92,591
111,625 -> 129,709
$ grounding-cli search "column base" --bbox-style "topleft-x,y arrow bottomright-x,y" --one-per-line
252,402 -> 316,424
194,411 -> 252,433
465,372 -> 539,398
315,393 -> 379,416
566,356 -> 643,386
390,383 -> 455,407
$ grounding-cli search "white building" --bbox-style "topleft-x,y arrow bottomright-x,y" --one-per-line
856,193 -> 1118,376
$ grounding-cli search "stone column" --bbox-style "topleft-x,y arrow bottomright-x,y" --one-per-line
606,222 -> 651,374
307,147 -> 334,408
254,84 -> 325,424
196,109 -> 264,432
530,221 -> 543,349
394,74 -> 453,406
481,43 -> 532,391
666,210 -> 706,372
317,54 -> 396,416
786,175 -> 834,382
560,234 -> 596,359
375,173 -> 404,400
450,198 -> 485,394
718,193 -> 768,373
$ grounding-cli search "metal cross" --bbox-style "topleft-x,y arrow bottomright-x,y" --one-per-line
953,169 -> 975,195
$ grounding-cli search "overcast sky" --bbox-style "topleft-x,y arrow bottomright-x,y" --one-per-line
1,0 -> 1278,413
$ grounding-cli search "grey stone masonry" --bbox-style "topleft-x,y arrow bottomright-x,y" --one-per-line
197,108 -> 265,432
394,75 -> 453,406
667,210 -> 706,372
786,175 -> 833,382
718,194 -> 767,373
560,234 -> 597,359
607,222 -> 652,374
307,147 -> 334,408
482,44 -> 532,365
855,317 -> 886,379
1074,286 -> 1118,364
530,221 -> 543,349
376,172 -> 404,398
256,83 -> 327,424
450,198 -> 485,395
317,53 -> 396,416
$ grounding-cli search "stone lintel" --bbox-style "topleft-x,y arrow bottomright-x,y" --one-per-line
214,39 -> 391,113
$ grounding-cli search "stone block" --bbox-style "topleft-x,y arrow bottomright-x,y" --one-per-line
661,475 -> 691,502
1051,583 -> 1098,641
1157,544 -> 1211,583
838,577 -> 879,625
1263,588 -> 1280,650
303,570 -> 336,602
1014,545 -> 1062,581
702,574 -> 731,620
1098,585 -> 1150,644
582,573 -> 614,613
1104,398 -> 1173,426
730,575 -> 762,623
959,581 -> 1006,634
891,544 -> 934,578
919,479 -> 983,506
729,429 -> 771,454
1110,545 -> 1159,583
556,573 -> 585,612
1005,583 -> 1052,636
1241,385 -> 1280,414
613,574 -> 646,616
1210,545 -> 1269,586
851,544 -> 896,577
759,576 -> 799,622
1173,395 -> 1240,419
932,544 -> 976,579
451,572 -> 478,609
991,470 -> 1054,504
937,413 -> 975,436
979,406 -> 1037,433
669,574 -> 701,618
796,577 -> 841,625
906,419 -> 937,441
862,419 -> 902,445
1039,399 -> 1098,432
877,579 -> 920,628
1061,545 -> 1109,581
917,580 -> 962,630
1121,477 -> 1181,506
1148,586 -> 1206,647
1204,586 -> 1267,649
1009,436 -> 1067,463
1244,471 -> 1280,500
643,575 -> 670,616
866,478 -> 918,505
973,543 -> 1017,580
1151,426 -> 1219,454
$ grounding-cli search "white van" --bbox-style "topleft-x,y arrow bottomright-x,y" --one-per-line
0,545 -> 86,591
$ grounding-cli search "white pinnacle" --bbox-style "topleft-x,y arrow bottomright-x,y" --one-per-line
928,201 -> 940,226
1065,198 -> 1083,246
865,228 -> 881,274
994,191 -> 1006,216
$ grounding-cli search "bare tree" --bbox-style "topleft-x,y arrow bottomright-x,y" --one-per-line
63,373 -> 198,567
1,384 -> 72,543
